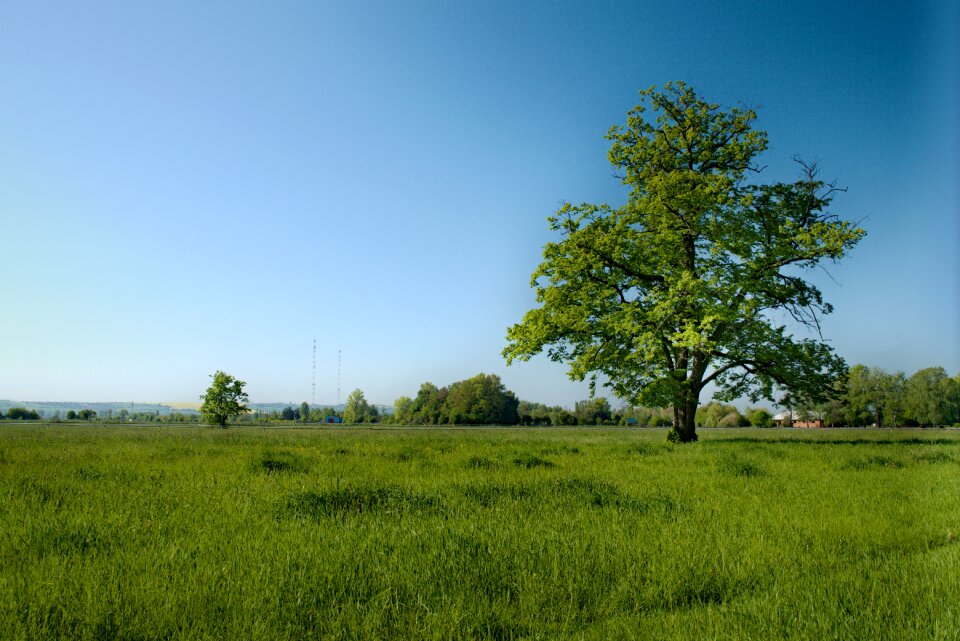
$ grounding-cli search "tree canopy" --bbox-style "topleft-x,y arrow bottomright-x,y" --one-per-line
504,82 -> 865,442
4,407 -> 40,420
394,374 -> 519,425
343,388 -> 378,423
200,371 -> 250,428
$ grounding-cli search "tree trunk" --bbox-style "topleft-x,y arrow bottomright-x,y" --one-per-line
669,391 -> 699,443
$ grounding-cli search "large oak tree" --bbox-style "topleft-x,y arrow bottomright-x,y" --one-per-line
504,83 -> 865,442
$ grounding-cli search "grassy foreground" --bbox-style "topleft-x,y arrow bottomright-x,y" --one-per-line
2,425 -> 959,640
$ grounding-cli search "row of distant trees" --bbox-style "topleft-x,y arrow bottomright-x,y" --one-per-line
230,398 -> 373,424
1,407 -> 100,421
388,365 -> 958,428
5,364 -> 957,428
682,365 -> 960,428
798,365 -> 960,428
384,365 -> 959,428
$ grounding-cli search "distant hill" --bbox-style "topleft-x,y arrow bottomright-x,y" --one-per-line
165,402 -> 201,411
0,400 -> 198,417
0,400 -> 393,417
247,402 -> 343,413
248,403 -> 393,415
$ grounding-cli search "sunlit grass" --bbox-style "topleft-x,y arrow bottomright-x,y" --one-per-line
2,425 -> 959,639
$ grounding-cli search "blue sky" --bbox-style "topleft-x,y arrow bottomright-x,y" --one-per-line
1,0 -> 957,407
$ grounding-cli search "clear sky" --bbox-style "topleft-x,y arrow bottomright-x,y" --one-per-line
1,0 -> 958,407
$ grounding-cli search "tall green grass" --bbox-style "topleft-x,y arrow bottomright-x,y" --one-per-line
1,425 -> 958,639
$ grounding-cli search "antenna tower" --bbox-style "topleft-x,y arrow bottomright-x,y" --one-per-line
337,349 -> 341,405
311,337 -> 316,404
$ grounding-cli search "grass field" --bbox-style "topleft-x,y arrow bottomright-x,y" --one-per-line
2,425 -> 959,640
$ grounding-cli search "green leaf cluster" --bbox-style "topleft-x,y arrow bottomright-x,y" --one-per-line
199,371 -> 250,428
343,389 -> 378,424
394,374 -> 519,425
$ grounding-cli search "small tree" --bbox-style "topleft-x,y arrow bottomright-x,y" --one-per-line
747,408 -> 773,428
200,371 -> 250,428
300,401 -> 310,424
343,388 -> 373,423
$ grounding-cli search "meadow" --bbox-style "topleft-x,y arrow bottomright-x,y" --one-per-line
2,425 -> 959,640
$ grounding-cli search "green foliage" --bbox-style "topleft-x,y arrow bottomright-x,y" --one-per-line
393,396 -> 414,423
695,402 -> 743,428
413,382 -> 444,424
395,374 -> 519,425
5,407 -> 40,420
906,367 -> 955,427
199,370 -> 250,428
841,365 -> 958,427
343,389 -> 378,424
504,82 -> 865,442
517,400 -> 578,426
845,365 -> 904,426
618,405 -> 673,427
315,406 -> 338,422
444,374 -> 520,425
747,408 -> 773,428
574,397 -> 612,424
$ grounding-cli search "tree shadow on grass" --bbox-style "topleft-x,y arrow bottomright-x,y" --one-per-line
703,437 -> 960,447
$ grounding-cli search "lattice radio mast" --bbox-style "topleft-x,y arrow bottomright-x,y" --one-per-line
337,349 -> 342,405
311,337 -> 316,405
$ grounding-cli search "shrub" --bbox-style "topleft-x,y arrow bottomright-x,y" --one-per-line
6,407 -> 40,420
748,408 -> 773,428
512,454 -> 555,469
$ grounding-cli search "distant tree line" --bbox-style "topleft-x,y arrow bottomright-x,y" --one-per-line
237,405 -> 343,423
1,407 -> 41,420
0,407 -> 99,421
798,365 -> 960,428
685,365 -> 960,428
4,365 -> 956,429
518,398 -> 638,426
